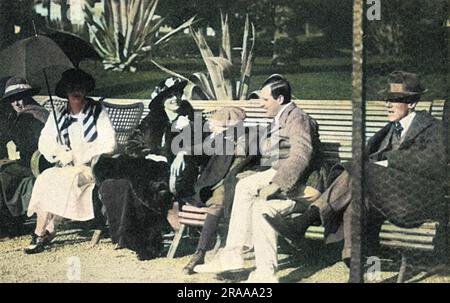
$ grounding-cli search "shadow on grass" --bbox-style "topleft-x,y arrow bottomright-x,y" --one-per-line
277,240 -> 343,283
377,251 -> 450,283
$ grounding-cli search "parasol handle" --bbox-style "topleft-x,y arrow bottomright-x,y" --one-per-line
32,20 -> 38,37
43,69 -> 63,144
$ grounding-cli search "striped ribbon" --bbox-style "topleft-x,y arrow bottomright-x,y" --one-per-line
56,100 -> 102,148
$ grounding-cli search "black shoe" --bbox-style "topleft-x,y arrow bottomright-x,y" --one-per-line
24,237 -> 45,254
183,250 -> 205,275
263,214 -> 304,248
42,231 -> 56,245
29,231 -> 55,246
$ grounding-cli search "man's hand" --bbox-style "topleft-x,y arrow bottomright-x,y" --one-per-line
258,183 -> 281,200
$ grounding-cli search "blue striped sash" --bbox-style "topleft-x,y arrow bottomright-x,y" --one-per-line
56,99 -> 102,147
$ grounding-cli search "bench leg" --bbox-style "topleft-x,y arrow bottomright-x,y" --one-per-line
167,224 -> 186,259
90,229 -> 102,247
211,232 -> 222,256
397,253 -> 408,283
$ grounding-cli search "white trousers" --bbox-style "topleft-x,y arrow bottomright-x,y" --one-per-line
225,168 -> 296,274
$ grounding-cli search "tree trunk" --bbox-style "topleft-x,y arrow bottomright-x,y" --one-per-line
272,4 -> 294,66
60,0 -> 71,31
0,0 -> 15,49
46,0 -> 51,24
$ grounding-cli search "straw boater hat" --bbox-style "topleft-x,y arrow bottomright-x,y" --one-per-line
2,77 -> 40,102
55,68 -> 96,99
378,71 -> 427,102
209,106 -> 246,129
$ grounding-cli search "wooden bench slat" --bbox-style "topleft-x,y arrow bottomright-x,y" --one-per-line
380,240 -> 434,251
382,222 -> 438,230
179,218 -> 205,226
179,212 -> 207,221
181,205 -> 210,213
380,233 -> 434,245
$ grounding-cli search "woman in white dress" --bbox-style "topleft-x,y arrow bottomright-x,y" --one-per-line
25,69 -> 116,254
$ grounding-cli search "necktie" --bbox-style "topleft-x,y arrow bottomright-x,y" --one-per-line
393,121 -> 403,138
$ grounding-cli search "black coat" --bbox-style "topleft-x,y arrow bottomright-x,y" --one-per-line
189,130 -> 259,214
125,100 -> 206,199
0,105 -> 48,217
361,110 -> 447,227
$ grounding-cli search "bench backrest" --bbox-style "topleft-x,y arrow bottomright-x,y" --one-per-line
35,96 -> 446,164
101,101 -> 144,148
188,99 -> 446,164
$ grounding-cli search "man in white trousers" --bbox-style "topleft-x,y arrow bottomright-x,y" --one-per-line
194,75 -> 323,282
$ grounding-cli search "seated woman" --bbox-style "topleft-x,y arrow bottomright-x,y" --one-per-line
93,77 -> 207,260
182,107 -> 259,274
0,77 -> 49,236
25,69 -> 117,254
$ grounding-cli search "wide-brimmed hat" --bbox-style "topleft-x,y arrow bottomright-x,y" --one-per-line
2,77 -> 40,102
55,68 -> 95,98
209,106 -> 246,128
378,71 -> 427,102
149,77 -> 188,107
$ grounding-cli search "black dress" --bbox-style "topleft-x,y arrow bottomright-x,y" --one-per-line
93,100 -> 205,259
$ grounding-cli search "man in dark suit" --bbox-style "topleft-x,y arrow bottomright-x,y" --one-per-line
265,71 -> 447,262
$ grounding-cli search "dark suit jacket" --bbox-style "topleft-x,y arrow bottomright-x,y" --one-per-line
189,129 -> 258,215
321,110 -> 447,245
362,110 -> 447,227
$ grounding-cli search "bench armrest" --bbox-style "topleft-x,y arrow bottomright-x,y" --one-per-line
30,150 -> 43,178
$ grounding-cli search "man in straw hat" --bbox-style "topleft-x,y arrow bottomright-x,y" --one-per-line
25,69 -> 117,254
0,77 -> 49,236
194,75 -> 323,282
182,106 -> 259,274
265,71 -> 447,265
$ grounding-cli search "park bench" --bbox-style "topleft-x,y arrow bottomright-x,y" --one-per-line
33,96 -> 449,282
171,98 -> 449,283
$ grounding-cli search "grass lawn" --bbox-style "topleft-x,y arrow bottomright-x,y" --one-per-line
79,56 -> 447,101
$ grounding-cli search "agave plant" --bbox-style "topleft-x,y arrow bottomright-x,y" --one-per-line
152,14 -> 256,100
84,0 -> 195,72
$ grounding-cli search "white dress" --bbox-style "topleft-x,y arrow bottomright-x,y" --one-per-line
27,107 -> 117,221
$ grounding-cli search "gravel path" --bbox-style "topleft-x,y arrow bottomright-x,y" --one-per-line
1,223 -> 449,283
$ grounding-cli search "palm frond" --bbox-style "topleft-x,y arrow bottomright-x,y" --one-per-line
85,0 -> 194,71
150,60 -> 191,82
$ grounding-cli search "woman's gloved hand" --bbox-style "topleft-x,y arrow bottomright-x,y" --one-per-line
170,151 -> 186,177
174,115 -> 190,130
55,146 -> 73,166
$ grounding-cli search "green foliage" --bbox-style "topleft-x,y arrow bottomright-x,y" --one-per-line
152,14 -> 256,100
366,0 -> 447,70
84,0 -> 195,72
153,35 -> 220,59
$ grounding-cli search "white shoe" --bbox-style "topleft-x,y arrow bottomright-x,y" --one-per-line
243,270 -> 279,283
193,251 -> 244,274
